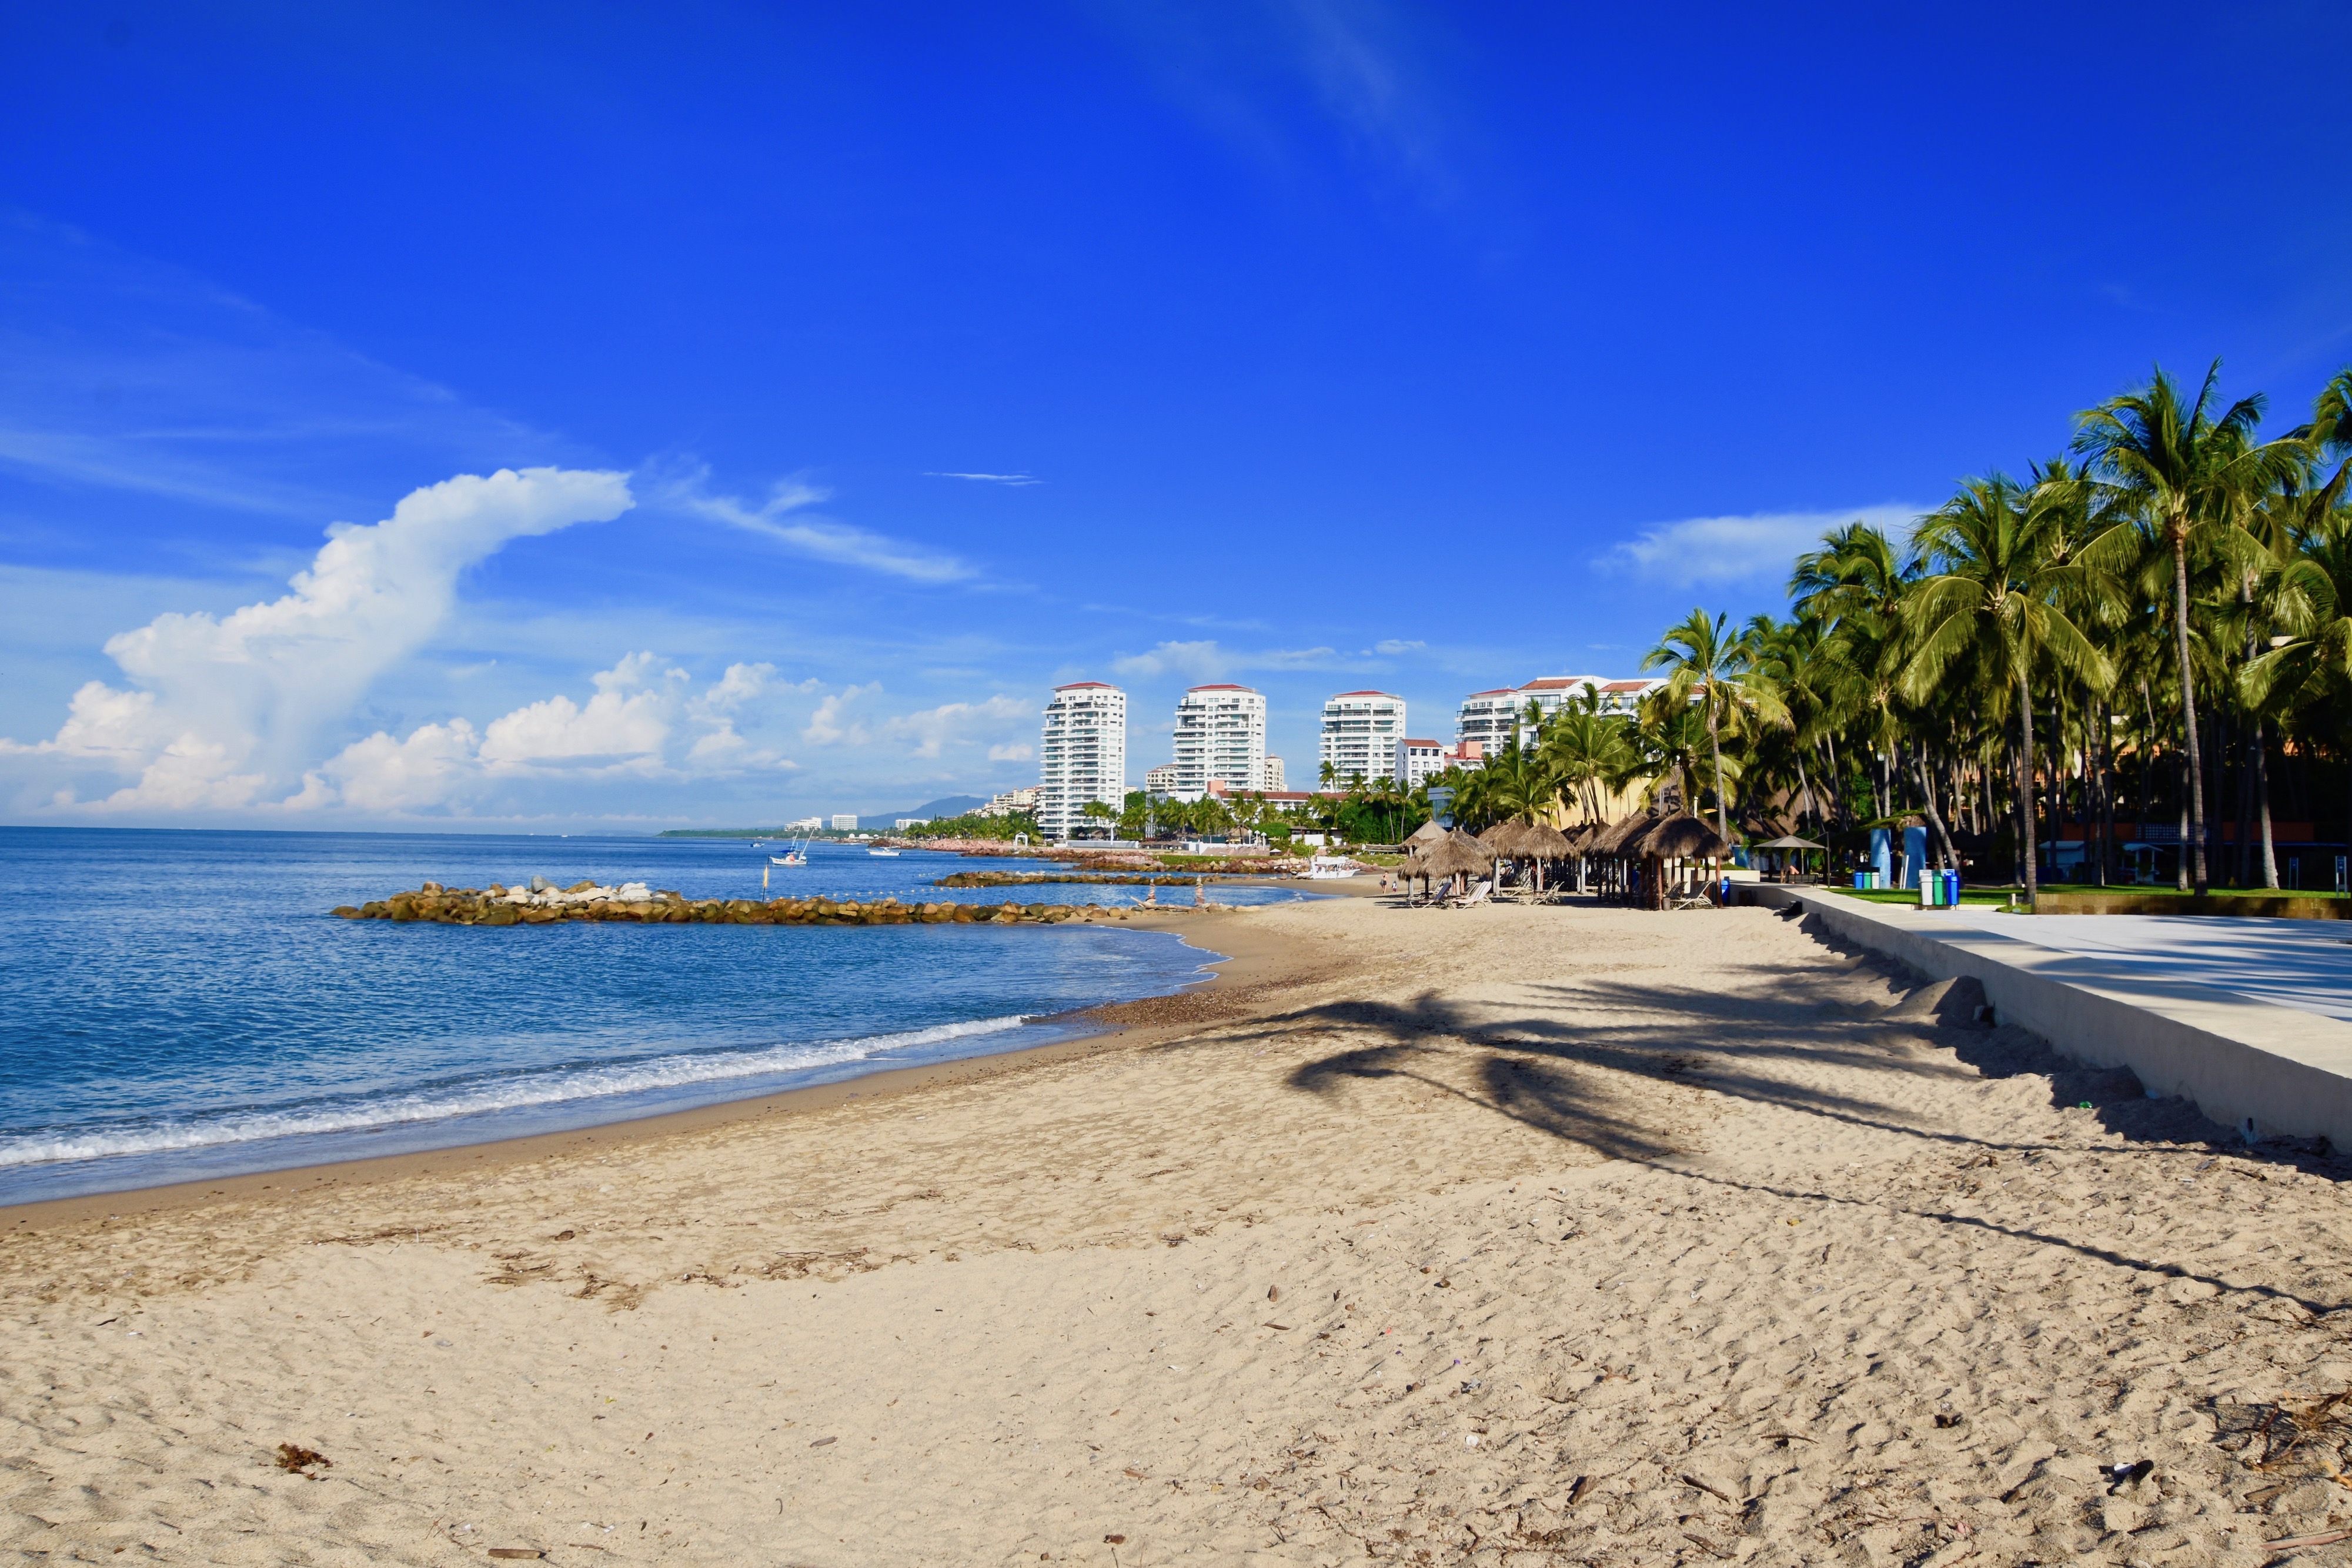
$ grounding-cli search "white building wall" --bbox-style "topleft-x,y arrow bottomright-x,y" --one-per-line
1037,683 -> 1128,838
1263,756 -> 1285,793
1171,686 -> 1266,797
1319,691 -> 1405,785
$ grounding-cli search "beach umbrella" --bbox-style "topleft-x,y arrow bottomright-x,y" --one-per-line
1522,823 -> 1573,859
1406,820 -> 1449,846
1752,834 -> 1826,851
1591,811 -> 1658,858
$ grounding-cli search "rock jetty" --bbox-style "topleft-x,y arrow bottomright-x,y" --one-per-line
330,879 -> 1181,927
931,871 -> 1208,888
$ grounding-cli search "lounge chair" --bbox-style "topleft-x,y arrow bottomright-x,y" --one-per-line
1449,878 -> 1493,910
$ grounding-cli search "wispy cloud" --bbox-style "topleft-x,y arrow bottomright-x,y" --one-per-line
658,466 -> 974,583
1111,639 -> 1341,680
1368,637 -> 1425,656
0,212 -> 571,519
1596,504 -> 1923,589
925,471 -> 1041,486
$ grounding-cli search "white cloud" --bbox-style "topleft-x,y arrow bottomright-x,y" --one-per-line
4,466 -> 633,811
926,471 -> 1040,486
479,652 -> 681,770
1111,640 -> 1341,679
1596,504 -> 1922,588
988,742 -> 1033,762
290,652 -> 809,811
662,466 -> 973,583
803,683 -> 881,747
884,694 -> 1031,759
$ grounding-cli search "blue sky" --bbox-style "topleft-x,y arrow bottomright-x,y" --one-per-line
4,2 -> 2350,825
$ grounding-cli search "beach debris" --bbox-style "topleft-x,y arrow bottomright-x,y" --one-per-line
273,1443 -> 332,1476
1104,1536 -> 1126,1545
1681,1473 -> 1735,1505
2106,1459 -> 2153,1493
808,1436 -> 837,1447
1262,1322 -> 1291,1331
1935,1412 -> 1965,1428
2267,1527 -> 2352,1552
487,1552 -> 546,1562
1267,1285 -> 1281,1301
1565,1475 -> 1591,1507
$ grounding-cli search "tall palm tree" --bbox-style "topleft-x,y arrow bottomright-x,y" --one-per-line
1902,476 -> 2118,902
2073,362 -> 2308,891
1539,687 -> 1639,824
1643,607 -> 1783,844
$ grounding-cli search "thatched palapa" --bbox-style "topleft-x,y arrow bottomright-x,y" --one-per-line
1631,813 -> 1729,860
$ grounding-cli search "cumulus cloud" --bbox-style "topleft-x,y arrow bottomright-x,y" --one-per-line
802,683 -> 881,747
290,656 -> 800,812
885,694 -> 1031,759
1596,504 -> 1923,588
988,742 -> 1033,762
4,466 -> 633,811
662,466 -> 973,583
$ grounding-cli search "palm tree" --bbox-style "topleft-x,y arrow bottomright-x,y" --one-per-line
1539,687 -> 1639,824
1902,476 -> 2118,902
2073,362 -> 2309,892
1643,608 -> 1783,844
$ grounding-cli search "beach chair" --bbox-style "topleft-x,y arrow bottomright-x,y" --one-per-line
1448,878 -> 1492,910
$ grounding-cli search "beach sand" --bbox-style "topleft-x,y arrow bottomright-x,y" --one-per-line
8,894 -> 2352,1565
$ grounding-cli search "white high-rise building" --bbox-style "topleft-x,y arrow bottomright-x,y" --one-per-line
1455,676 -> 1662,750
1263,756 -> 1285,792
1171,685 -> 1266,798
1037,682 -> 1127,839
1319,691 -> 1406,786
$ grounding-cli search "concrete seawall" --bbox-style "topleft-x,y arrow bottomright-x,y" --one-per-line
1743,883 -> 2352,1151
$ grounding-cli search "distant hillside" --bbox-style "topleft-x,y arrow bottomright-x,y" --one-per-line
656,795 -> 993,838
858,795 -> 987,830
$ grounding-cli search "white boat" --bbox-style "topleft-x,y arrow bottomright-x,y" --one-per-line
770,853 -> 804,866
868,847 -> 901,857
1303,855 -> 1361,880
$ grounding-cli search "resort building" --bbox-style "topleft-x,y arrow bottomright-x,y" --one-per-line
1454,676 -> 1665,749
1319,691 -> 1406,786
1037,682 -> 1128,840
1395,737 -> 1485,788
976,786 -> 1041,819
1264,755 -> 1285,791
829,814 -> 858,831
1170,684 -> 1267,798
1144,763 -> 1180,795
787,815 -> 825,831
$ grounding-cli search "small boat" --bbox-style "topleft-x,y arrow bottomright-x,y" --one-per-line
770,853 -> 804,866
1303,854 -> 1362,880
868,847 -> 901,857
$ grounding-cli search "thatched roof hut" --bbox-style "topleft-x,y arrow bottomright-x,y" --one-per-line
1631,813 -> 1730,860
1406,819 -> 1449,847
1409,836 -> 1492,883
1589,811 -> 1660,858
1479,818 -> 1534,857
1522,823 -> 1574,859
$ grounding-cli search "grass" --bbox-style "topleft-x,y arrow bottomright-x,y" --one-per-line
1840,888 -> 2019,908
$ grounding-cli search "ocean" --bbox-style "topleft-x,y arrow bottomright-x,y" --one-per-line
0,828 -> 1308,1203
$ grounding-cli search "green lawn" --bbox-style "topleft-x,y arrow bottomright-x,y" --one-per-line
1838,887 -> 2022,908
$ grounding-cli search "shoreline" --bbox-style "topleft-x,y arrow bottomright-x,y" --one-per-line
0,900 -> 1337,1230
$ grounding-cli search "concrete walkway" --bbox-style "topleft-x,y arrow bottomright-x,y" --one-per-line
1746,884 -> 2352,1151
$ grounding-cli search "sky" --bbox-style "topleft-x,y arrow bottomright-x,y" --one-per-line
4,1 -> 2351,828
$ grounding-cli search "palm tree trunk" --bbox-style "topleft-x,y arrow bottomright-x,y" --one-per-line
2170,531 -> 2209,892
2256,720 -> 2278,888
2099,699 -> 2118,888
1706,700 -> 1727,844
1908,744 -> 1959,872
2017,670 -> 2039,904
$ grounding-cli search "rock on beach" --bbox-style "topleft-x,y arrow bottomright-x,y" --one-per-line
329,880 -> 1175,927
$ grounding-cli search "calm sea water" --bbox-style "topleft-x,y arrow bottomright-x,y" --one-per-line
0,828 -> 1307,1203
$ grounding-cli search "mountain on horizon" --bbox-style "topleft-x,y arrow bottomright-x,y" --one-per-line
857,794 -> 987,830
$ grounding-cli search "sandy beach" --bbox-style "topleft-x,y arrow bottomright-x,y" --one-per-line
8,893 -> 2352,1566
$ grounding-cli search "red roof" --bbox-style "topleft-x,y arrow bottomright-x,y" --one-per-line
1401,737 -> 1441,748
1328,690 -> 1400,700
1186,683 -> 1258,693
1055,681 -> 1118,690
1518,677 -> 1586,690
1462,687 -> 1515,698
1601,679 -> 1651,692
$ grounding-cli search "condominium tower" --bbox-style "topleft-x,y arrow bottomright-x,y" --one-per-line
1170,684 -> 1267,797
1319,691 -> 1405,786
1037,682 -> 1127,838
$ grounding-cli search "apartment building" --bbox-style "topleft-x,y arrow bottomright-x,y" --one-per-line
1454,676 -> 1664,748
1144,763 -> 1180,795
1037,682 -> 1127,838
1319,691 -> 1405,786
1170,684 -> 1267,797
